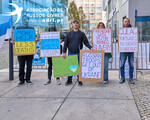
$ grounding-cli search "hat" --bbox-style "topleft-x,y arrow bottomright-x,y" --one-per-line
72,20 -> 79,23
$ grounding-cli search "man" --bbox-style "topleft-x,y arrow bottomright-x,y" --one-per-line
44,22 -> 65,85
13,15 -> 38,87
119,18 -> 135,84
63,20 -> 93,86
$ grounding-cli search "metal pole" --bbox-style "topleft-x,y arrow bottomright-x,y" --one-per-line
9,0 -> 14,81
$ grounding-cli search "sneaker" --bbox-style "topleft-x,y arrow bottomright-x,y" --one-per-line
26,80 -> 33,85
78,81 -> 83,86
44,79 -> 51,85
129,78 -> 135,84
119,78 -> 125,84
65,80 -> 72,86
103,81 -> 108,84
17,82 -> 24,87
57,79 -> 61,85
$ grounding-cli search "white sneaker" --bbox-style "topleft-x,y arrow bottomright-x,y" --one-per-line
57,79 -> 61,85
103,81 -> 108,84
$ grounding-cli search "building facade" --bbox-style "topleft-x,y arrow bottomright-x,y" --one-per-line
103,0 -> 150,42
69,0 -> 106,30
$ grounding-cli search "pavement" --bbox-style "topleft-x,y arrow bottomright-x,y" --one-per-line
0,69 -> 141,120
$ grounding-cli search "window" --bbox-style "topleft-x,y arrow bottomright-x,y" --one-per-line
0,0 -> 2,14
136,16 -> 150,42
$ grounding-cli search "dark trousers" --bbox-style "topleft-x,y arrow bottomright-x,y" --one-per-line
120,52 -> 134,79
18,55 -> 33,83
47,57 -> 59,80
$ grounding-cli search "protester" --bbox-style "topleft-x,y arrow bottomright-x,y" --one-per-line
63,20 -> 93,86
12,15 -> 38,87
119,18 -> 135,84
96,22 -> 112,84
44,22 -> 65,85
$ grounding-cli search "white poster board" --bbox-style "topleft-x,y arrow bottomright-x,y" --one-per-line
93,28 -> 112,53
119,57 -> 137,79
40,32 -> 60,57
79,50 -> 104,82
118,27 -> 138,52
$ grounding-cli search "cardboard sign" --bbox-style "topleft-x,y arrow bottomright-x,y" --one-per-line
93,28 -> 112,53
79,50 -> 104,82
40,32 -> 60,57
32,42 -> 45,66
119,57 -> 137,79
52,55 -> 79,78
14,29 -> 36,56
118,27 -> 139,52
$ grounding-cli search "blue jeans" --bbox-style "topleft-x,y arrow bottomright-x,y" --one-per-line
68,52 -> 79,81
120,52 -> 134,79
104,53 -> 109,82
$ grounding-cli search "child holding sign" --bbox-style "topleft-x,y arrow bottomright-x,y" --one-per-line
96,22 -> 112,84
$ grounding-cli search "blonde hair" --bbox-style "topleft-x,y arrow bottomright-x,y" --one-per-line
96,22 -> 105,29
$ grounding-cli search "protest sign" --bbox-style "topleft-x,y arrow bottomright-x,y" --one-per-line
14,29 -> 36,55
119,57 -> 137,79
118,27 -> 139,52
93,28 -> 112,53
52,55 -> 79,78
79,50 -> 104,82
40,32 -> 60,57
32,42 -> 45,66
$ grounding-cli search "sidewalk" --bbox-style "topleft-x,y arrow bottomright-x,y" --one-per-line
0,69 -> 141,120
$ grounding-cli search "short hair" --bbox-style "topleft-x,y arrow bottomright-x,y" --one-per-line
124,18 -> 130,23
96,22 -> 105,29
22,15 -> 29,21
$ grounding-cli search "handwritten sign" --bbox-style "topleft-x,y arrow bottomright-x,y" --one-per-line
93,29 -> 112,53
118,27 -> 138,52
14,29 -> 36,55
40,32 -> 60,57
32,42 -> 45,66
119,57 -> 137,79
79,50 -> 104,82
52,55 -> 79,78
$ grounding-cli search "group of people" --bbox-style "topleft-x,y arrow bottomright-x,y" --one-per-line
13,15 -> 136,87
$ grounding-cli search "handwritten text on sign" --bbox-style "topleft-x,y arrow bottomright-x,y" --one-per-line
14,29 -> 36,55
119,28 -> 138,52
40,32 -> 60,57
93,29 -> 112,53
82,53 -> 102,78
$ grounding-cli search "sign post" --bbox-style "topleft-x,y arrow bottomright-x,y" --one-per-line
40,32 -> 60,57
13,29 -> 36,56
79,50 -> 104,82
93,28 -> 112,53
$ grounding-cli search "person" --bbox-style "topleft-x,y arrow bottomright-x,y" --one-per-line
44,22 -> 65,85
63,20 -> 93,86
119,18 -> 135,84
96,22 -> 112,84
12,15 -> 38,87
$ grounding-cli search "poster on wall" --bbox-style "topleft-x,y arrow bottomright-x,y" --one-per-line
93,28 -> 112,53
40,32 -> 60,57
79,50 -> 104,82
13,29 -> 36,56
32,42 -> 45,66
118,27 -> 139,52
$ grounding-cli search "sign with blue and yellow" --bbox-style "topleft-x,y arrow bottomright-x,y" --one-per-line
14,29 -> 36,55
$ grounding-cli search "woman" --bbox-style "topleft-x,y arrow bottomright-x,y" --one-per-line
96,22 -> 112,84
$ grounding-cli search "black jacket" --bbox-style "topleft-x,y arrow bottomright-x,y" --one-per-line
63,30 -> 92,53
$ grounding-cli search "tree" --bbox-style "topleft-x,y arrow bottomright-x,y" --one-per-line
68,1 -> 86,30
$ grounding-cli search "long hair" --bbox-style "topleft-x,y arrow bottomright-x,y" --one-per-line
96,22 -> 105,29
